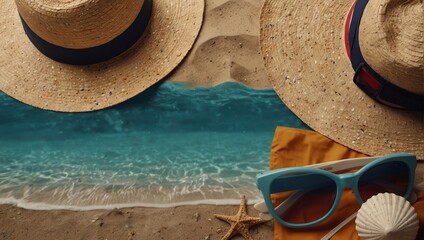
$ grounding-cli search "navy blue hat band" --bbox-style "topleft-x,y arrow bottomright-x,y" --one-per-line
346,0 -> 424,111
19,0 -> 152,65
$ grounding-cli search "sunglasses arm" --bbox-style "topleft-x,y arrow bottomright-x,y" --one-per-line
320,212 -> 358,240
308,156 -> 380,172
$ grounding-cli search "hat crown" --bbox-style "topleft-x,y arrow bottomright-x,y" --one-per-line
16,0 -> 145,49
359,0 -> 423,95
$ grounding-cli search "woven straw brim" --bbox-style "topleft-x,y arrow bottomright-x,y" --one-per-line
260,0 -> 424,159
0,0 -> 204,112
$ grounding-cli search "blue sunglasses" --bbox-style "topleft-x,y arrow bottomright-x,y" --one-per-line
256,153 -> 417,228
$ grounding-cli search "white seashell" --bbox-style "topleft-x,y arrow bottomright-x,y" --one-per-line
355,193 -> 419,240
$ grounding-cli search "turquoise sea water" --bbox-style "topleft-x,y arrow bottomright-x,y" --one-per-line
0,82 -> 308,210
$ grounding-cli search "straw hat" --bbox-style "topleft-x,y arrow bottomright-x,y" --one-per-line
0,0 -> 204,112
260,0 -> 424,159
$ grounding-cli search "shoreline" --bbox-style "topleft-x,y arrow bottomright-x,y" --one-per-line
3,163 -> 422,212
0,196 -> 263,211
164,80 -> 274,90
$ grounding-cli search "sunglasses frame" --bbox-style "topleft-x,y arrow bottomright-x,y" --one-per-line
256,153 -> 417,228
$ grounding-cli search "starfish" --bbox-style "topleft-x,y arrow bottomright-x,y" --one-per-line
214,195 -> 269,240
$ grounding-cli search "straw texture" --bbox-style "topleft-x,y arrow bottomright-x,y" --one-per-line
359,0 -> 424,94
0,0 -> 204,112
260,0 -> 424,159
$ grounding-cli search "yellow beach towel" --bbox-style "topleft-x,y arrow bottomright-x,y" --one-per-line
270,127 -> 424,240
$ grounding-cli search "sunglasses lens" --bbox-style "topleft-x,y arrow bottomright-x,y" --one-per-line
270,172 -> 337,224
358,161 -> 410,201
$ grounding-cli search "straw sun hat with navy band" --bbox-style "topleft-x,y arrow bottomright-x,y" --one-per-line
260,0 -> 424,159
0,0 -> 204,112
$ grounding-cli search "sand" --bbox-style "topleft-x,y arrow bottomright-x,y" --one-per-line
0,203 -> 274,240
168,0 -> 270,88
